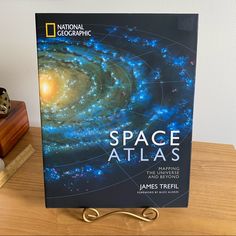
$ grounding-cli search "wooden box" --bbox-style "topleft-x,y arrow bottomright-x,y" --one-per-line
0,101 -> 29,157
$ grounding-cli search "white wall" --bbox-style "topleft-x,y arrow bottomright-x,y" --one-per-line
0,0 -> 235,145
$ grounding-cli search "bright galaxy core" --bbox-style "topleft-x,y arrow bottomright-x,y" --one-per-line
37,24 -> 196,195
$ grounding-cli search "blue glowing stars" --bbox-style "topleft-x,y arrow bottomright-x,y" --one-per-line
38,23 -> 195,193
45,168 -> 60,182
172,56 -> 188,67
161,47 -> 168,58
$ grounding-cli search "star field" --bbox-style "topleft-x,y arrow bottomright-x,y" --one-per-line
37,24 -> 196,195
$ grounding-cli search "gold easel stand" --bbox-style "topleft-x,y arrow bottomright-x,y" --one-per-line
82,207 -> 159,223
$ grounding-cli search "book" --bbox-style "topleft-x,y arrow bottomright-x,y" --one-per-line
35,14 -> 198,208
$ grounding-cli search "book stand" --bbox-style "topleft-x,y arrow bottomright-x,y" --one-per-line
82,207 -> 159,223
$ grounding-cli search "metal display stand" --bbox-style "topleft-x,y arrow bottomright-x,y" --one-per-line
82,207 -> 159,223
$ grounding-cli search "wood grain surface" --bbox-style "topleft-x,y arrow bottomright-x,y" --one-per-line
0,127 -> 235,235
0,101 -> 29,157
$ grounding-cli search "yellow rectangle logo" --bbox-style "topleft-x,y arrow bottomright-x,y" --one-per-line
45,23 -> 56,38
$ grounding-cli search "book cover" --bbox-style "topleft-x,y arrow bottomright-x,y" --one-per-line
36,14 -> 198,208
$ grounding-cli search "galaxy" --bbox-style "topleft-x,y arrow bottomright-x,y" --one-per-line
37,23 -> 196,196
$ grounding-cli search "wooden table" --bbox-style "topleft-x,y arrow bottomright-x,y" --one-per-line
0,128 -> 236,235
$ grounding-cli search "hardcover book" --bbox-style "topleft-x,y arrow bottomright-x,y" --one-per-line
36,14 -> 198,208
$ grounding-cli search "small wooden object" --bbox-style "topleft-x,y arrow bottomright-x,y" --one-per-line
0,100 -> 29,157
0,144 -> 35,188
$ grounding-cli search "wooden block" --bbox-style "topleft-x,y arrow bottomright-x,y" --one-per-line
0,101 -> 29,157
0,144 -> 35,188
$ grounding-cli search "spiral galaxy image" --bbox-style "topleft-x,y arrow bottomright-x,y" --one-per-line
36,14 -> 198,207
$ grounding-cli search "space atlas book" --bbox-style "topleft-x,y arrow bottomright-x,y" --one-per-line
35,14 -> 198,208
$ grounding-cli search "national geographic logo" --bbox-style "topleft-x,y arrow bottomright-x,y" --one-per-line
45,23 -> 91,37
45,23 -> 56,38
